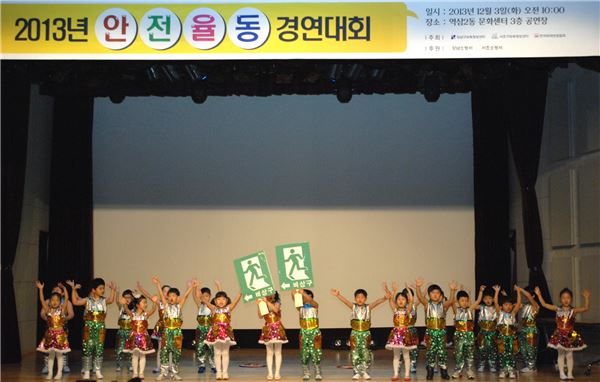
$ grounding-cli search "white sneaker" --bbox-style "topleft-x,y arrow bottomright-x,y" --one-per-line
363,372 -> 371,380
451,371 -> 461,379
156,374 -> 166,381
499,371 -> 506,379
95,370 -> 104,379
352,374 -> 361,380
116,365 -> 122,372
83,371 -> 90,380
477,365 -> 485,373
508,371 -> 516,379
490,367 -> 497,373
172,373 -> 183,381
467,371 -> 475,379
520,367 -> 531,373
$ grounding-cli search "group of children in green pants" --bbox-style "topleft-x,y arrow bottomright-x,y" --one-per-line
37,276 -> 590,381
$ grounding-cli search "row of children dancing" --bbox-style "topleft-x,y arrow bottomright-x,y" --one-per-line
37,277 -> 590,381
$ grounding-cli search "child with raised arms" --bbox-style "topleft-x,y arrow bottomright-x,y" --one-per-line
536,286 -> 590,380
415,278 -> 458,380
204,288 -> 243,380
331,286 -> 387,380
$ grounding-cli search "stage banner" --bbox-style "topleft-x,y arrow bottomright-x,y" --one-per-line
275,242 -> 315,291
233,250 -> 276,302
1,1 -> 598,59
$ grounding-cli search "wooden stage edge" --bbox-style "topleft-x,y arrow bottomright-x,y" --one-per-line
2,348 -> 598,381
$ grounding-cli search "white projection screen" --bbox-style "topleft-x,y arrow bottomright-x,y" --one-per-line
93,94 -> 474,329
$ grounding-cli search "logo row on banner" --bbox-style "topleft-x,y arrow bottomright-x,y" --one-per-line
103,7 -> 270,50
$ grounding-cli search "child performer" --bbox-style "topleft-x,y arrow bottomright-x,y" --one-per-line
293,289 -> 323,381
193,281 -> 216,374
36,281 -> 71,380
115,289 -> 134,372
536,286 -> 590,380
473,286 -> 498,373
492,285 -> 522,379
331,287 -> 387,380
383,282 -> 418,382
152,277 -> 196,381
450,287 -> 481,380
204,289 -> 242,380
40,283 -> 74,376
415,278 -> 458,380
405,287 -> 420,374
67,278 -> 116,380
517,287 -> 539,373
257,292 -> 289,380
121,294 -> 158,379
137,281 -> 172,374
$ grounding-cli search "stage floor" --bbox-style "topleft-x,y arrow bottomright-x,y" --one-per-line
2,349 -> 598,381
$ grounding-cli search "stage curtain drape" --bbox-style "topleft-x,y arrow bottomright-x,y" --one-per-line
471,70 -> 511,289
472,64 -> 551,305
1,65 -> 30,363
503,67 -> 552,306
47,96 -> 95,349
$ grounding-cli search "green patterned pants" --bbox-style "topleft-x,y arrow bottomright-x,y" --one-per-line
497,334 -> 518,372
409,327 -> 419,366
194,325 -> 214,367
477,329 -> 497,368
453,331 -> 475,373
115,328 -> 132,367
161,328 -> 183,365
350,330 -> 371,373
518,327 -> 538,370
82,320 -> 105,358
300,328 -> 323,366
425,328 -> 447,368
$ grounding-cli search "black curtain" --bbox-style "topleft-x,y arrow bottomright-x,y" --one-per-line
47,95 -> 95,349
472,64 -> 551,303
1,64 -> 30,363
503,67 -> 552,306
471,69 -> 511,289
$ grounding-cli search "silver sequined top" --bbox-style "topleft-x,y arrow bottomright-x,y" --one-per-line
352,304 -> 371,321
478,304 -> 497,322
454,307 -> 474,322
164,303 -> 182,319
86,297 -> 107,313
197,303 -> 211,317
497,311 -> 516,326
300,305 -> 319,319
426,301 -> 445,319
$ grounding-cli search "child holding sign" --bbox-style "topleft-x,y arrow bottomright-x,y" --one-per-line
293,289 -> 323,381
257,292 -> 289,380
331,287 -> 387,380
204,289 -> 242,380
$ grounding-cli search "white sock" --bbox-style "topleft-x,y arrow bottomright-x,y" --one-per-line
266,343 -> 274,376
557,350 -> 566,376
402,349 -> 411,378
392,349 -> 400,377
47,352 -> 56,379
214,343 -> 223,374
222,344 -> 230,375
56,353 -> 64,376
566,351 -> 574,376
132,353 -> 139,375
156,343 -> 161,369
274,343 -> 283,376
139,354 -> 146,375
